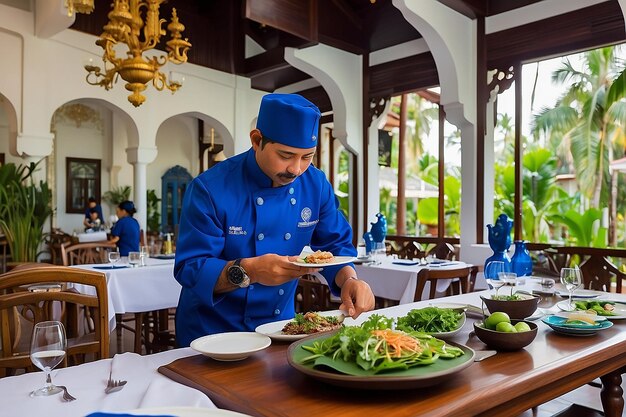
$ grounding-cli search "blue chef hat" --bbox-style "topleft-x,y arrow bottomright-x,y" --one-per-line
256,94 -> 321,149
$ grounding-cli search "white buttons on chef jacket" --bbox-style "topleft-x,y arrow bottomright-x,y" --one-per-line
278,289 -> 285,295
257,233 -> 265,240
256,197 -> 264,205
274,309 -> 281,315
290,198 -> 296,205
284,233 -> 291,240
289,187 -> 294,194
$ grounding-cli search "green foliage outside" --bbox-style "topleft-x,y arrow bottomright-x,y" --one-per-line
0,161 -> 53,262
146,189 -> 161,233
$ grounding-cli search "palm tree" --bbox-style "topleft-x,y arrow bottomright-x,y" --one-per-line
531,46 -> 626,209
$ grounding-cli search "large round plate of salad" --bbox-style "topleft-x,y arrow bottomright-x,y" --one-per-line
287,314 -> 475,389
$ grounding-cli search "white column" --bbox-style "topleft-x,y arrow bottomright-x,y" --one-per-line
127,146 -> 158,232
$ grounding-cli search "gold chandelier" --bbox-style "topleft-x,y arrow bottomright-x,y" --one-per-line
84,0 -> 192,107
65,0 -> 94,17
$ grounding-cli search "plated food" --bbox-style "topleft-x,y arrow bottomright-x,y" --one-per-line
256,310 -> 352,341
557,300 -> 626,319
282,312 -> 344,335
542,315 -> 614,336
291,255 -> 356,268
396,306 -> 466,339
287,314 -> 474,389
302,250 -> 335,264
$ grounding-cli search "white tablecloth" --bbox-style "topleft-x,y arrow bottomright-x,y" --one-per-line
355,258 -> 480,304
0,348 -> 216,417
72,257 -> 181,331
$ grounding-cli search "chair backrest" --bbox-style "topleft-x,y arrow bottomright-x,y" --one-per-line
389,241 -> 425,260
294,274 -> 339,313
61,241 -> 117,266
414,266 -> 471,301
579,255 -> 624,293
0,265 -> 109,376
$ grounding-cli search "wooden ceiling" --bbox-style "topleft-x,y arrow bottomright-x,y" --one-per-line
72,0 -> 625,113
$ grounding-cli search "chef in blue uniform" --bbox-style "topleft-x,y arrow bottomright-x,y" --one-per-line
174,93 -> 375,346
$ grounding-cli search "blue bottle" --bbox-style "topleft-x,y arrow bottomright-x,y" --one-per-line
511,240 -> 533,276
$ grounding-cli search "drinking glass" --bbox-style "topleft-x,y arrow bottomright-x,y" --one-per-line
29,321 -> 66,396
128,251 -> 141,268
140,245 -> 149,266
560,267 -> 582,309
485,261 -> 506,298
108,250 -> 120,269
372,242 -> 386,265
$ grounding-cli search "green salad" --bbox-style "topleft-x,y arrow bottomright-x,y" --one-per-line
300,314 -> 464,374
573,300 -> 617,316
396,307 -> 462,333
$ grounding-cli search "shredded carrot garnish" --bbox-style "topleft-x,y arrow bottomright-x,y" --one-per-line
371,329 -> 423,358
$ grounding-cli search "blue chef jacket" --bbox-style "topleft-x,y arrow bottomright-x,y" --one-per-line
174,148 -> 356,346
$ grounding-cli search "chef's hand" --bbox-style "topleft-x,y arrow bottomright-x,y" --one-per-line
337,268 -> 375,318
244,254 -> 321,286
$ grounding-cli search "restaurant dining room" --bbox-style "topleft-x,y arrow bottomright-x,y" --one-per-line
2,0 -> 626,416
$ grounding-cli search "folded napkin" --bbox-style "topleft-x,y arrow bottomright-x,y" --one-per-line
85,413 -> 175,417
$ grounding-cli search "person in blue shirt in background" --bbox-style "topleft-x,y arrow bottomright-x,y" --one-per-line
83,197 -> 104,230
174,93 -> 375,346
109,200 -> 140,256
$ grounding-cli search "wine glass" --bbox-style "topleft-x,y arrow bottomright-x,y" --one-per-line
108,249 -> 120,269
29,321 -> 67,396
560,267 -> 582,309
485,261 -> 506,298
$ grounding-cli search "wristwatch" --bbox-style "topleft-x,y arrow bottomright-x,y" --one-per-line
227,259 -> 250,288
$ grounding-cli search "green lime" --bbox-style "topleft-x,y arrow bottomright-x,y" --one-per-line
496,321 -> 517,333
484,312 -> 511,330
514,322 -> 531,332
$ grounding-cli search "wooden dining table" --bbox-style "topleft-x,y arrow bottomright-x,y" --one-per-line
158,288 -> 626,417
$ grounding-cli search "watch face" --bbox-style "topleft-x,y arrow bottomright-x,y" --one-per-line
228,266 -> 245,285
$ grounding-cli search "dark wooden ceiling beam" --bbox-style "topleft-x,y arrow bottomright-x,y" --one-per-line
244,47 -> 292,77
436,0 -> 487,19
245,0 -> 318,43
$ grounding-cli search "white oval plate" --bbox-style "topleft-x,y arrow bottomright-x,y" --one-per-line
190,332 -> 271,361
127,407 -> 251,417
556,289 -> 602,299
556,300 -> 626,319
291,255 -> 356,268
255,310 -> 355,341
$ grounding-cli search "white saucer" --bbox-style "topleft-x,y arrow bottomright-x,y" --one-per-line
190,332 -> 271,361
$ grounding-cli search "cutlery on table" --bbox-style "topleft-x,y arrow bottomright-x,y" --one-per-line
57,385 -> 76,402
474,350 -> 497,362
105,368 -> 127,394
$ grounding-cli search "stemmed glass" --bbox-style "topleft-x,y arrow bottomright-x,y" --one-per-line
108,249 -> 120,269
560,267 -> 582,309
485,261 -> 506,299
29,321 -> 67,396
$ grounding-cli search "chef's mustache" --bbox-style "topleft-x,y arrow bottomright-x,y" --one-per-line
277,172 -> 297,180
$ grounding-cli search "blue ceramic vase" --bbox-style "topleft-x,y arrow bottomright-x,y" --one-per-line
484,214 -> 513,278
511,240 -> 533,276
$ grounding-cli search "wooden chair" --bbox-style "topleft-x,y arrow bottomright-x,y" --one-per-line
44,229 -> 74,265
427,242 -> 457,261
579,255 -> 625,293
61,241 -> 117,266
413,266 -> 471,302
388,241 -> 425,260
294,274 -> 340,313
0,265 -> 109,377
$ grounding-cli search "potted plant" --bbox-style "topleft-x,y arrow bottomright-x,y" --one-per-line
0,161 -> 53,262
